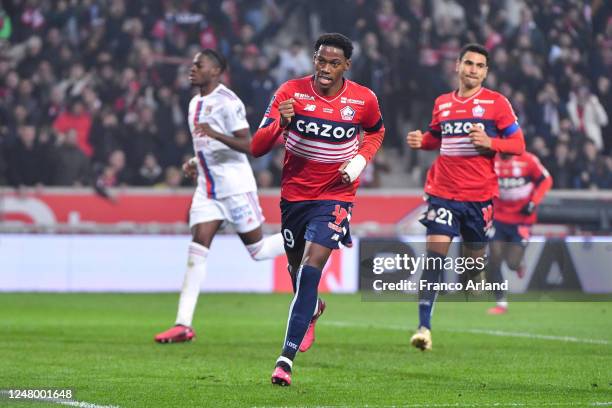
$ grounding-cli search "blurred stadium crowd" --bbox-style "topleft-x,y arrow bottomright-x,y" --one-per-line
0,0 -> 610,190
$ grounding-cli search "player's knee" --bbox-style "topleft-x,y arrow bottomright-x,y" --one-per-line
246,233 -> 285,261
191,225 -> 214,248
303,247 -> 331,270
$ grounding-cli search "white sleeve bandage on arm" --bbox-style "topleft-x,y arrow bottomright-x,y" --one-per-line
343,154 -> 367,183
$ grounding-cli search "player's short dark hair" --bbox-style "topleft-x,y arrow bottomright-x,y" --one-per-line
459,43 -> 489,65
314,33 -> 353,59
201,49 -> 227,73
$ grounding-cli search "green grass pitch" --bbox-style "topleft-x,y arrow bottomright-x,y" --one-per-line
0,293 -> 610,407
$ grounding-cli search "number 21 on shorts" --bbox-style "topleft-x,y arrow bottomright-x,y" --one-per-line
434,207 -> 453,226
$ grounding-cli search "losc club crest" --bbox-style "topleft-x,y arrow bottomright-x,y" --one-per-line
472,104 -> 485,117
340,105 -> 355,121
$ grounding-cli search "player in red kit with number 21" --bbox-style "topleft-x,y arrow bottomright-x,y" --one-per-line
406,43 -> 525,351
251,33 -> 385,386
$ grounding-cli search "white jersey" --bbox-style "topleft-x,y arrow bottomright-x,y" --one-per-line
187,83 -> 257,199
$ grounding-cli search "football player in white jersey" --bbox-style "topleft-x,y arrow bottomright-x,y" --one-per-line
155,49 -> 285,343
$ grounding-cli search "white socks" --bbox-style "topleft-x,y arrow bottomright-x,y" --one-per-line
175,234 -> 284,326
246,233 -> 285,261
175,242 -> 209,327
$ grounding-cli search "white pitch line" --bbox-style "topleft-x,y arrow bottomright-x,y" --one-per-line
252,402 -> 612,408
48,399 -> 121,408
0,391 -> 120,408
447,328 -> 610,345
322,321 -> 610,345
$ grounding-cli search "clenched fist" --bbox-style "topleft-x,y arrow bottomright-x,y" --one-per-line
469,124 -> 492,149
278,98 -> 295,128
406,130 -> 423,149
182,157 -> 198,179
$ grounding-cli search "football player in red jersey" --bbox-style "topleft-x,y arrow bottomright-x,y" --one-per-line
406,43 -> 525,351
486,151 -> 553,314
251,33 -> 385,385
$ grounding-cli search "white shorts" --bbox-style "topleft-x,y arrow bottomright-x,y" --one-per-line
189,188 -> 265,233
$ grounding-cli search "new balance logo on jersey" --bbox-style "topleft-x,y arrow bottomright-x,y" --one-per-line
304,104 -> 316,111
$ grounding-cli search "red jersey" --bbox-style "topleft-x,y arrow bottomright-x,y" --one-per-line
494,151 -> 553,225
421,87 -> 525,201
251,76 -> 384,202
